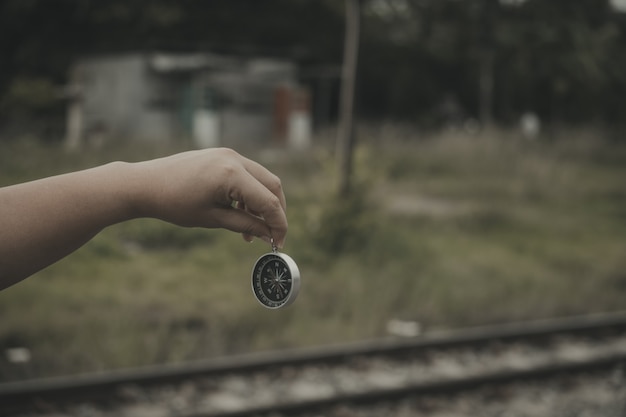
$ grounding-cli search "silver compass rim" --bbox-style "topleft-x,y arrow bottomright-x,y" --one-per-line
251,252 -> 301,309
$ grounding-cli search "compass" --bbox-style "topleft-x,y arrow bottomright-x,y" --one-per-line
251,243 -> 300,309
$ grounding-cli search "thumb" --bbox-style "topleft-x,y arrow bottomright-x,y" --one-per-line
211,207 -> 273,244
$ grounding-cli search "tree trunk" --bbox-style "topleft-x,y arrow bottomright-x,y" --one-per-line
336,0 -> 360,196
478,0 -> 497,127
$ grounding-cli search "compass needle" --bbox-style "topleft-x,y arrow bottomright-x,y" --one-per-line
251,250 -> 300,309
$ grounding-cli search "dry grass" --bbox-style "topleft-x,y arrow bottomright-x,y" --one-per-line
0,127 -> 625,381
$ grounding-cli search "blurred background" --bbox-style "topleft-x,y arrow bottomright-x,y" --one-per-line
1,0 -> 625,382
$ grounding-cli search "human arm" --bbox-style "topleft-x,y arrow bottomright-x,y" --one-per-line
0,148 -> 287,290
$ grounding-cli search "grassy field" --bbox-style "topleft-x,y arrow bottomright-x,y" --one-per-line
1,128 -> 625,381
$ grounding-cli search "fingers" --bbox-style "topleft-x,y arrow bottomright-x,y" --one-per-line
212,206 -> 276,246
238,156 -> 287,213
234,201 -> 255,243
228,169 -> 288,248
153,148 -> 289,248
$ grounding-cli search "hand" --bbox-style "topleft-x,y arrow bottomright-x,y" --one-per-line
132,148 -> 288,248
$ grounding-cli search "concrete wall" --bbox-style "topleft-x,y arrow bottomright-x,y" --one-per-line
68,53 -> 310,148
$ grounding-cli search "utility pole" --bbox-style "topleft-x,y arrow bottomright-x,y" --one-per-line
478,0 -> 497,127
336,0 -> 360,196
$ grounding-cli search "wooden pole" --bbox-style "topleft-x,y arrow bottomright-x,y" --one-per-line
336,0 -> 360,196
478,0 -> 497,128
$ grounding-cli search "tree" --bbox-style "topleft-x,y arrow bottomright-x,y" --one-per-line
336,0 -> 361,196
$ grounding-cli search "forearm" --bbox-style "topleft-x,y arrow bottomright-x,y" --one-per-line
0,148 -> 288,291
0,161 -> 139,289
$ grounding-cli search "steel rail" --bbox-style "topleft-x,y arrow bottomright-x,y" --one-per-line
2,310 -> 626,410
183,352 -> 626,417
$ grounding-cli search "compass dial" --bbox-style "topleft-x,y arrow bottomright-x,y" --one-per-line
252,252 -> 300,309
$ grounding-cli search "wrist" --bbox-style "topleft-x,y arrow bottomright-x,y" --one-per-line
104,160 -> 152,222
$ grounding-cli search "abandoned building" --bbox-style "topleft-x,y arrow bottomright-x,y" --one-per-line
65,52 -> 311,149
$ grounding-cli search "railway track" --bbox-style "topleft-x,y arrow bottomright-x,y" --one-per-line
3,311 -> 626,416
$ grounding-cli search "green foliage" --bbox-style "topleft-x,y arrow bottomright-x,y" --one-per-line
1,130 -> 626,381
2,77 -> 58,110
293,145 -> 409,263
2,0 -> 626,134
359,0 -> 626,124
312,184 -> 375,256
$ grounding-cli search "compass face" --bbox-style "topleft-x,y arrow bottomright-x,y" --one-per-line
251,252 -> 300,309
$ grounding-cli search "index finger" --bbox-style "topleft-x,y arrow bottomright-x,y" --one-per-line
239,156 -> 287,213
228,168 -> 288,248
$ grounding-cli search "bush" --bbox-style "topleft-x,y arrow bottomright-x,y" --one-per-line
116,220 -> 216,250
